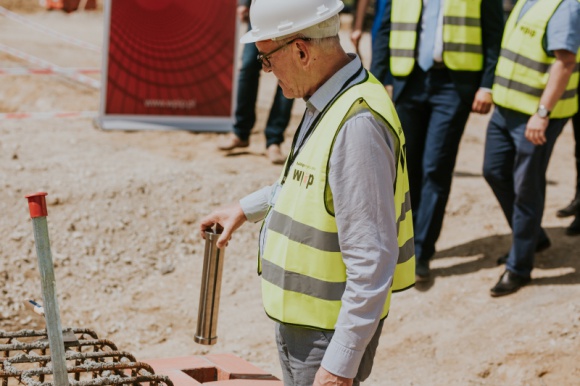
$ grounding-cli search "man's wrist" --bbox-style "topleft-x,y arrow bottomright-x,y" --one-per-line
536,104 -> 551,119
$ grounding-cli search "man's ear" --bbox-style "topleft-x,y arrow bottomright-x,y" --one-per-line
294,40 -> 310,66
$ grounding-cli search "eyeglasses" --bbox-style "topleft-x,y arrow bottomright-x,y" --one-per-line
257,37 -> 312,68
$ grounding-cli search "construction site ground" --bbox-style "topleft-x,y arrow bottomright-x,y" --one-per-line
0,3 -> 579,385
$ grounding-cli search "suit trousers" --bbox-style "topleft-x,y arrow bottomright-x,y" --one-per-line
395,66 -> 472,264
572,105 -> 580,196
275,320 -> 384,386
233,27 -> 293,148
483,106 -> 566,277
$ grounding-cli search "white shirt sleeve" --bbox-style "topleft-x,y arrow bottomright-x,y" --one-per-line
239,185 -> 274,223
320,112 -> 399,378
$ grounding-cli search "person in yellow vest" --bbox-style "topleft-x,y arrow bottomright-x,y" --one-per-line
383,0 -> 505,281
483,0 -> 580,296
199,1 -> 415,385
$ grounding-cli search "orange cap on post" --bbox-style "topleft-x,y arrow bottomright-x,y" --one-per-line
25,192 -> 48,218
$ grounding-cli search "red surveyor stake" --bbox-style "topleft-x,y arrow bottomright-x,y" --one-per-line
25,192 -> 70,386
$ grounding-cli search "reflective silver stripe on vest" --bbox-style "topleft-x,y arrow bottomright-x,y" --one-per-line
395,191 -> 414,264
261,258 -> 346,301
443,16 -> 481,27
391,22 -> 417,31
444,43 -> 482,54
268,211 -> 341,252
398,236 -> 415,264
496,75 -> 577,100
396,190 -> 412,228
495,75 -> 542,97
391,49 -> 415,58
500,48 -> 551,73
500,49 -> 580,74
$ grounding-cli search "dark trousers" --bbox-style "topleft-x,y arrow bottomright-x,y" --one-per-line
572,105 -> 580,196
395,66 -> 472,264
233,28 -> 293,148
483,106 -> 566,277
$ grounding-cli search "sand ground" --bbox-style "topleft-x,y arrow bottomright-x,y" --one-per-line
0,3 -> 579,385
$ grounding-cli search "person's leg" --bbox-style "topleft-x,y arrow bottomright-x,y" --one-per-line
353,319 -> 384,386
264,86 -> 294,148
275,320 -> 385,386
507,117 -> 567,277
572,108 -> 580,198
557,95 -> 580,216
483,107 -> 550,264
565,96 -> 580,233
412,68 -> 471,266
395,68 -> 430,213
232,38 -> 261,141
482,107 -> 517,224
275,323 -> 331,386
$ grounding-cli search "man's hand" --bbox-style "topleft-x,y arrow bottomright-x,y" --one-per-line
471,89 -> 492,114
199,203 -> 247,248
237,5 -> 249,23
313,367 -> 353,386
350,29 -> 362,56
525,114 -> 549,145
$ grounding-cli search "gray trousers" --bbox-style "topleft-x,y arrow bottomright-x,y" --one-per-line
275,319 -> 384,386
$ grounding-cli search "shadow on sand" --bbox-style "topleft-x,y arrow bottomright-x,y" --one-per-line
415,227 -> 580,291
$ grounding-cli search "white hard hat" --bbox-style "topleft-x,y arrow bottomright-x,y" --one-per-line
240,0 -> 345,43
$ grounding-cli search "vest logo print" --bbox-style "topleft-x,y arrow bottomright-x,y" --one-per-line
292,168 -> 314,189
519,25 -> 536,37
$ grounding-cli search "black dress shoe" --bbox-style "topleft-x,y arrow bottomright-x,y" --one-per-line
556,198 -> 580,218
415,259 -> 431,282
566,216 -> 580,236
496,238 -> 551,265
490,270 -> 531,297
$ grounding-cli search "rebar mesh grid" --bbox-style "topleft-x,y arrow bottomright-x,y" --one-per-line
0,329 -> 173,386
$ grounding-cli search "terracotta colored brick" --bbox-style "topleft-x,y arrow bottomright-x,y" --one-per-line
157,369 -> 202,386
204,353 -> 278,380
145,356 -> 213,373
143,354 -> 282,386
210,381 -> 282,386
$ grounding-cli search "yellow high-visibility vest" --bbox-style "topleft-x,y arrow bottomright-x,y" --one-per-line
390,0 -> 484,77
492,0 -> 579,118
259,73 -> 415,331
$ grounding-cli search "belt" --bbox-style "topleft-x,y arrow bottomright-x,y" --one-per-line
431,61 -> 446,70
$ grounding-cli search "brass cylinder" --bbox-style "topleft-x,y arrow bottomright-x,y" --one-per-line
194,229 -> 225,345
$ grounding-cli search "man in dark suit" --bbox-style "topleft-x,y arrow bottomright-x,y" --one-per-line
371,0 -> 504,281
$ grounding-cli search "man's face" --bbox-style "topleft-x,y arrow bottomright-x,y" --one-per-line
255,39 -> 304,99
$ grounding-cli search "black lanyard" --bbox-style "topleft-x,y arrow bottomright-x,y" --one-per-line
281,64 -> 366,185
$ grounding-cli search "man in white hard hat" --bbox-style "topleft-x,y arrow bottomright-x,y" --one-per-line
200,1 -> 415,385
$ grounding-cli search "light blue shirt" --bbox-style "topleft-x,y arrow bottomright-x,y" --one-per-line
518,0 -> 580,54
240,55 -> 400,378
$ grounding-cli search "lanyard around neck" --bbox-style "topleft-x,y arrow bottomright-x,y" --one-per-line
280,65 -> 365,185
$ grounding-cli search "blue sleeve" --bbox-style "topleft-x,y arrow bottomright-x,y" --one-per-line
546,0 -> 580,54
480,0 -> 505,89
369,0 -> 392,85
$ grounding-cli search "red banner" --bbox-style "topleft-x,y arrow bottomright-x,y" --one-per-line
99,0 -> 237,131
